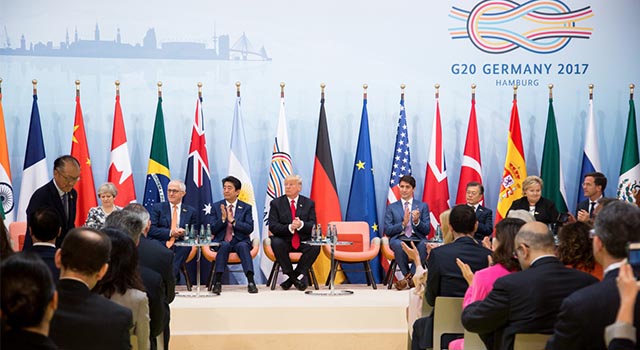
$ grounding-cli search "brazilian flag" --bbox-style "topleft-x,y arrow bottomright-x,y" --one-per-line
142,96 -> 171,210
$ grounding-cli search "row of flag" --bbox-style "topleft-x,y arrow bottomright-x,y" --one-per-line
0,83 -> 638,284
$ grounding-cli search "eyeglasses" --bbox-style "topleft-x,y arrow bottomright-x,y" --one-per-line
513,242 -> 530,258
167,189 -> 184,194
57,171 -> 80,184
589,229 -> 598,239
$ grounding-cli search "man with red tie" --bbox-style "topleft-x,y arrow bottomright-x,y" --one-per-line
268,174 -> 319,291
209,176 -> 256,295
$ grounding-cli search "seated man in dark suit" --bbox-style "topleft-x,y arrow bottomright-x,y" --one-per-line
148,179 -> 197,280
209,176 -> 257,295
547,201 -> 640,350
462,222 -> 598,350
269,174 -> 319,291
412,204 -> 492,350
576,171 -> 607,224
384,175 -> 430,290
105,209 -> 167,350
464,181 -> 493,241
28,207 -> 61,280
24,155 -> 80,250
49,228 -> 132,350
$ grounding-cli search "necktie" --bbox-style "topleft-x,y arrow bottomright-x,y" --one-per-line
404,201 -> 412,237
291,199 -> 300,249
61,193 -> 69,220
225,204 -> 234,242
166,205 -> 178,248
589,201 -> 596,218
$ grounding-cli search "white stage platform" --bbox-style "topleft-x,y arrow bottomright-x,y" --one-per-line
169,284 -> 410,350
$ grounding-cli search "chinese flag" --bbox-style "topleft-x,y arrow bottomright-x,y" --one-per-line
71,94 -> 97,227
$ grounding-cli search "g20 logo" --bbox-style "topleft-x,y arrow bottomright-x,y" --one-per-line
449,0 -> 593,54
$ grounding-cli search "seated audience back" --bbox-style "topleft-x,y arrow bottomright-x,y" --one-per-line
29,207 -> 62,281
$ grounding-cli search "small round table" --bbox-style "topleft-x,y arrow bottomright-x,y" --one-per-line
303,238 -> 354,296
174,239 -> 219,297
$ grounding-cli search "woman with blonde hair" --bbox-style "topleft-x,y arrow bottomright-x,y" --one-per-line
85,182 -> 121,229
507,175 -> 559,225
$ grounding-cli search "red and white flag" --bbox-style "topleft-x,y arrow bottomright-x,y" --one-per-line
108,91 -> 136,207
456,92 -> 483,205
422,91 -> 450,238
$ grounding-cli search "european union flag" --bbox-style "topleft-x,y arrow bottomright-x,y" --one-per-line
345,97 -> 382,283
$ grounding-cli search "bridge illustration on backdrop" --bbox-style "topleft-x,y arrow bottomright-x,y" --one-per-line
0,24 -> 271,61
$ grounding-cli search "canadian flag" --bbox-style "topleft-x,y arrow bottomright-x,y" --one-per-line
456,93 -> 483,205
108,92 -> 136,207
422,92 -> 450,238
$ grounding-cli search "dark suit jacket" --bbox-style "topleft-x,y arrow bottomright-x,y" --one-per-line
383,199 -> 430,240
25,180 -> 77,248
139,266 -> 165,339
138,236 -> 175,304
547,268 -> 640,350
576,197 -> 609,216
462,257 -> 598,350
1,328 -> 58,350
508,197 -> 559,225
31,244 -> 60,281
425,236 -> 492,307
268,195 -> 316,241
50,279 -> 132,350
148,202 -> 197,242
210,199 -> 254,242
475,205 -> 493,239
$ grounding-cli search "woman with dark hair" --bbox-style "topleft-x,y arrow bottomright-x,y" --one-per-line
1,252 -> 58,349
0,216 -> 14,260
557,221 -> 603,280
449,218 -> 526,350
94,228 -> 149,350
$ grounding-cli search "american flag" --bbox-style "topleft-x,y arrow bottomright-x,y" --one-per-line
387,96 -> 412,204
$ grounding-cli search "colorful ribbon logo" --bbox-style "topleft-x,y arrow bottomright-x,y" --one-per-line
449,0 -> 594,54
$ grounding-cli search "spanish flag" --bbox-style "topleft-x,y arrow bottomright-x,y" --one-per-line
496,89 -> 527,223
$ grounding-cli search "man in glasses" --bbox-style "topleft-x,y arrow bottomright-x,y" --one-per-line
24,155 -> 80,250
149,179 -> 198,283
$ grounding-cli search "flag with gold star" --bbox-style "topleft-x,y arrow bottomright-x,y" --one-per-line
345,94 -> 382,283
70,92 -> 97,227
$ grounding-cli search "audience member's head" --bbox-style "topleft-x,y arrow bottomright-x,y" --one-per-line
29,207 -> 62,243
122,203 -> 151,235
0,216 -> 13,260
515,222 -> 555,270
1,252 -> 57,334
507,209 -> 536,223
492,218 -> 526,272
557,221 -> 596,272
94,228 -> 145,299
104,209 -> 144,244
593,197 -> 617,218
439,209 -> 453,244
593,201 -> 640,265
55,228 -> 111,288
449,204 -> 477,236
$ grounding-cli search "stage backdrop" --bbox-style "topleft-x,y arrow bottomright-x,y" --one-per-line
1,0 -> 639,232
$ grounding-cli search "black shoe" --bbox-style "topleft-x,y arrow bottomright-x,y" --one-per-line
280,278 -> 293,290
293,278 -> 307,291
212,282 -> 222,295
248,282 -> 258,294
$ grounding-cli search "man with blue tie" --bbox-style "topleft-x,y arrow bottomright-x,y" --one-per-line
149,179 -> 197,282
465,181 -> 493,241
384,175 -> 430,290
209,176 -> 257,295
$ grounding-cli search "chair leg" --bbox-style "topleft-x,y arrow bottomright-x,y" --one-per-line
181,263 -> 192,292
266,262 -> 277,287
206,261 -> 216,291
308,266 -> 320,290
270,262 -> 280,290
386,260 -> 397,290
364,261 -> 377,290
325,259 -> 337,286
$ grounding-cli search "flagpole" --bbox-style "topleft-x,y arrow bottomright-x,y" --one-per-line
363,83 -> 368,100
280,82 -> 285,98
236,81 -> 241,98
321,82 -> 326,100
400,83 -> 405,100
513,84 -> 518,101
631,84 -> 635,100
0,78 -> 2,99
549,83 -> 553,99
198,82 -> 203,99
75,80 -> 80,98
589,83 -> 594,101
471,83 -> 476,101
157,81 -> 162,98
32,79 -> 37,96
115,80 -> 120,97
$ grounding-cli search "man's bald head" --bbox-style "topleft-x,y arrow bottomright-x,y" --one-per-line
514,222 -> 556,269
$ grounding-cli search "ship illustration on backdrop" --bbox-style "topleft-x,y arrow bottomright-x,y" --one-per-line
0,24 -> 271,61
